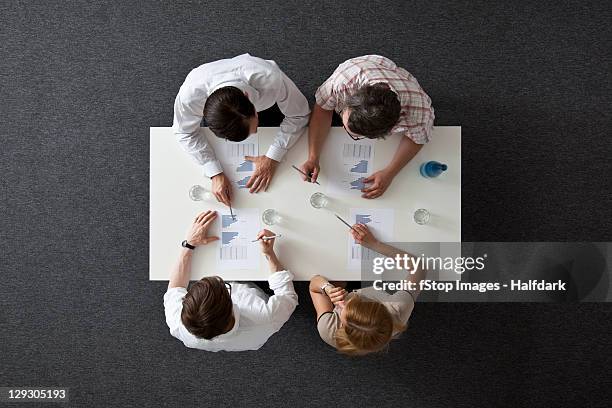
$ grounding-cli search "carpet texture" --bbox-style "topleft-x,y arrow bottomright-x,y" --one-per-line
1,1 -> 611,407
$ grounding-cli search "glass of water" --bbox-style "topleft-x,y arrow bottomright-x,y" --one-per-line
262,209 -> 282,226
310,192 -> 329,209
413,208 -> 431,225
189,185 -> 213,201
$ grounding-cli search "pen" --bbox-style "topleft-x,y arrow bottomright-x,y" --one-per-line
335,214 -> 356,231
251,234 -> 282,242
226,188 -> 235,220
291,165 -> 321,185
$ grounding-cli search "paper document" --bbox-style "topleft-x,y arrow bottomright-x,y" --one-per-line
348,208 -> 394,269
217,208 -> 260,270
218,134 -> 259,190
326,137 -> 375,196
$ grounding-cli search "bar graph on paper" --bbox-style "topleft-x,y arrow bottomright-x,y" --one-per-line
217,208 -> 260,269
218,134 -> 259,190
327,138 -> 375,196
348,208 -> 394,269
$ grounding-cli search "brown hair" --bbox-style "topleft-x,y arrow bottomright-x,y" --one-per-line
203,86 -> 256,142
181,276 -> 234,339
335,295 -> 407,356
345,83 -> 401,139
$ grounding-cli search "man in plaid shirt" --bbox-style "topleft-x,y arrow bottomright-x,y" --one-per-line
300,55 -> 434,198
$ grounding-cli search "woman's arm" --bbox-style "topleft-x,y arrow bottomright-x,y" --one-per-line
309,275 -> 346,320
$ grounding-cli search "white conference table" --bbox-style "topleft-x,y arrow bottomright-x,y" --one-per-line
150,127 -> 461,281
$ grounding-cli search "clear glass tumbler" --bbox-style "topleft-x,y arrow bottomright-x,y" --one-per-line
413,208 -> 431,225
189,185 -> 213,201
262,209 -> 282,226
310,192 -> 329,209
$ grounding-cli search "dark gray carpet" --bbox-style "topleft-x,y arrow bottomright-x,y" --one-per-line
1,1 -> 611,407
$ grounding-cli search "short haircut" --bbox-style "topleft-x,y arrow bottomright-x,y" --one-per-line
181,276 -> 233,339
203,86 -> 256,142
345,83 -> 401,139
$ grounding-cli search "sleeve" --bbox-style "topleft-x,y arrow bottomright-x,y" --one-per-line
266,71 -> 311,162
386,290 -> 416,325
314,73 -> 338,111
261,270 -> 299,330
173,92 -> 224,177
404,100 -> 435,145
316,311 -> 340,347
163,287 -> 188,338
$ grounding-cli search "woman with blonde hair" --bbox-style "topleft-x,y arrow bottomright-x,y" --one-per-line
309,223 -> 426,355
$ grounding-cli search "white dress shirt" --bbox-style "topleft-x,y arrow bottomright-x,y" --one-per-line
164,271 -> 298,351
173,54 -> 311,177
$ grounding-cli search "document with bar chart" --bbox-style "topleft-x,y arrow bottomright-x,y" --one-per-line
218,134 -> 259,190
217,208 -> 260,270
326,137 -> 375,196
347,208 -> 394,269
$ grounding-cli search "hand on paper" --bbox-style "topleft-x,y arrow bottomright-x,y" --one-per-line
245,155 -> 278,193
361,169 -> 394,199
300,158 -> 320,183
350,223 -> 378,249
211,173 -> 232,206
186,210 -> 219,246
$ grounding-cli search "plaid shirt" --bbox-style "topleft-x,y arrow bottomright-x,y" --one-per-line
315,55 -> 434,144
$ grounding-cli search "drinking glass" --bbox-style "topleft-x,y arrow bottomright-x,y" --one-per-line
262,209 -> 282,226
310,192 -> 329,209
189,185 -> 213,201
413,208 -> 431,225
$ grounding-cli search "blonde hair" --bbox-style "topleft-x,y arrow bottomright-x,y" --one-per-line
335,295 -> 407,356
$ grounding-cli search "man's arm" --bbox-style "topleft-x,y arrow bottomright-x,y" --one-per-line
173,93 -> 224,178
362,136 -> 423,199
168,210 -> 220,289
244,71 -> 311,193
300,104 -> 333,183
268,71 -> 311,161
255,230 -> 298,329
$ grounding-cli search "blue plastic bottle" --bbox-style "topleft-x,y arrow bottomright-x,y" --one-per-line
420,161 -> 448,178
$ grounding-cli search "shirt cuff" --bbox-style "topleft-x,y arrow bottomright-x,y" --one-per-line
265,145 -> 287,163
203,160 -> 223,178
268,270 -> 294,290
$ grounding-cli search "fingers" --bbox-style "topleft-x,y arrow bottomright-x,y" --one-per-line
362,189 -> 382,199
299,164 -> 309,181
249,176 -> 263,193
328,287 -> 347,303
362,175 -> 374,184
246,173 -> 255,188
196,210 -> 212,223
201,210 -> 217,226
256,230 -> 265,240
263,176 -> 271,192
203,236 -> 219,244
244,155 -> 255,162
311,165 -> 319,183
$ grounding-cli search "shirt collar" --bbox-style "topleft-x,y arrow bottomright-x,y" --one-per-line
210,80 -> 260,104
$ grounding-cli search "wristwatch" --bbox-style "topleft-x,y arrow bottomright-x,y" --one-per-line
320,282 -> 333,295
181,240 -> 195,250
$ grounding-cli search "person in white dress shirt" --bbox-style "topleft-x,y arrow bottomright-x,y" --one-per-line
164,210 -> 298,351
173,54 -> 311,205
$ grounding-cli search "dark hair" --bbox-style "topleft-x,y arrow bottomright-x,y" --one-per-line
181,276 -> 233,339
345,83 -> 401,138
203,86 -> 256,142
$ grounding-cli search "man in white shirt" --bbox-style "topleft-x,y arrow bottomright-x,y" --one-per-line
173,54 -> 311,205
163,210 -> 298,351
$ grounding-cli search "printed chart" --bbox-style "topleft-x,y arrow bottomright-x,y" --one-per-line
326,138 -> 375,196
217,208 -> 260,270
348,208 -> 394,269
218,134 -> 259,190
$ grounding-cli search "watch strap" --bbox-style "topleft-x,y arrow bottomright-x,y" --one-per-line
181,240 -> 195,250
